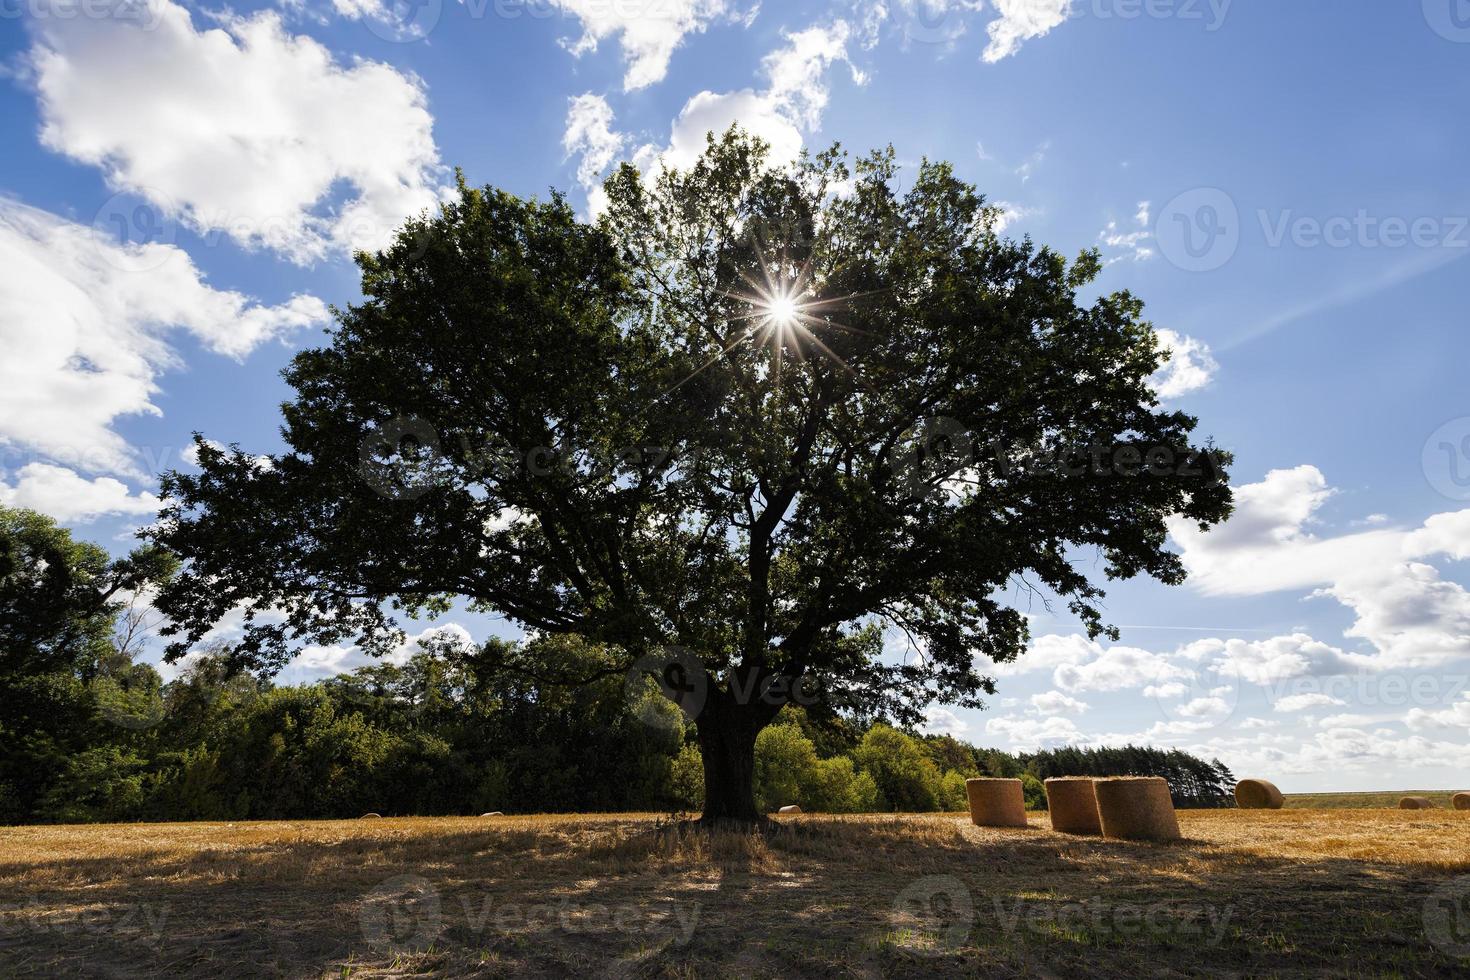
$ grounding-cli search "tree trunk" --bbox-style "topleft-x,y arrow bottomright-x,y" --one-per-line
695,703 -> 763,826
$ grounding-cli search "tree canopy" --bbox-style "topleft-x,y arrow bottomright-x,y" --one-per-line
0,506 -> 176,821
150,129 -> 1232,822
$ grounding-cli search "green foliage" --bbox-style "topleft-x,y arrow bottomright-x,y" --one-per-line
0,506 -> 176,823
147,746 -> 228,820
939,770 -> 969,812
805,757 -> 880,814
0,503 -> 1238,825
754,723 -> 818,811
146,130 -> 1232,820
39,746 -> 148,823
851,724 -> 944,812
670,743 -> 705,810
1021,773 -> 1048,811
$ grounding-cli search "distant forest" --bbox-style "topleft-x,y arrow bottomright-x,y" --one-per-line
6,638 -> 1236,825
3,505 -> 1235,824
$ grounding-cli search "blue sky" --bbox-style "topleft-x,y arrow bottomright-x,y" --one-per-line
3,0 -> 1469,791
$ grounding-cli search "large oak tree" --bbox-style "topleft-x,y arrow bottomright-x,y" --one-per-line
150,131 -> 1232,824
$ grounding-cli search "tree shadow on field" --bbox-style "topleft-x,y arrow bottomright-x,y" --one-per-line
2,813 -> 1469,978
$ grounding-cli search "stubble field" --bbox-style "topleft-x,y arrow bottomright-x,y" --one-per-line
3,807 -> 1470,977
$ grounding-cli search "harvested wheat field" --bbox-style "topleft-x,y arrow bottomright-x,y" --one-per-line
3,810 -> 1470,977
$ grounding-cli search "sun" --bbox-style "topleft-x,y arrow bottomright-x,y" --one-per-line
657,254 -> 875,399
764,293 -> 801,329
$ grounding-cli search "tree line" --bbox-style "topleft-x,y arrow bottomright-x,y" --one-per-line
2,505 -> 1234,823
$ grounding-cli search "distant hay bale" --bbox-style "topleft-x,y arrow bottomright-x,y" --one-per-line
361,813 -> 383,819
1044,777 -> 1101,834
1453,793 -> 1470,811
480,812 -> 504,817
1093,777 -> 1181,842
1234,778 -> 1285,810
778,805 -> 802,814
965,778 -> 1029,828
1399,796 -> 1437,810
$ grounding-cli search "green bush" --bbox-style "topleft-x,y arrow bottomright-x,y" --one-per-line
754,723 -> 819,811
39,746 -> 148,823
806,756 -> 879,813
939,770 -> 969,812
851,724 -> 944,812
670,743 -> 704,810
1021,773 -> 1047,811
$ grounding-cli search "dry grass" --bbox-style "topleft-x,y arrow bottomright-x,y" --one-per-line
3,809 -> 1470,977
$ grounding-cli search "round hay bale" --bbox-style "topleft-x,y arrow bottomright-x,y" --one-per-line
778,805 -> 802,814
1399,796 -> 1437,810
1044,777 -> 1101,834
480,812 -> 504,817
1453,793 -> 1470,811
361,812 -> 383,819
1234,778 -> 1285,810
965,777 -> 1029,828
1093,777 -> 1181,842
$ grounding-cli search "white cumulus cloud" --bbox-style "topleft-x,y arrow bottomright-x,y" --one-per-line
1052,641 -> 1190,693
631,21 -> 863,177
0,462 -> 163,523
559,0 -> 750,92
1151,328 -> 1217,398
983,0 -> 1072,62
27,0 -> 446,262
1273,692 -> 1347,713
920,704 -> 970,736
0,199 -> 328,479
1030,690 -> 1089,715
1170,466 -> 1470,670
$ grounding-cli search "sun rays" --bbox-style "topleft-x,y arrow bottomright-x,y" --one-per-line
720,246 -> 875,388
654,245 -> 874,399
